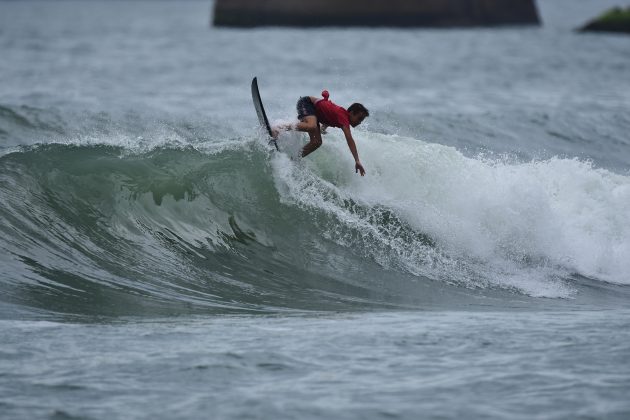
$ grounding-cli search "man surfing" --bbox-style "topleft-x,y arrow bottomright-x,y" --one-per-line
272,90 -> 369,176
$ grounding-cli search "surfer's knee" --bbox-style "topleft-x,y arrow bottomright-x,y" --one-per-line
304,120 -> 318,133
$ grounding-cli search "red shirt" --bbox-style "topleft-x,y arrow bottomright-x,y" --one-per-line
314,91 -> 349,128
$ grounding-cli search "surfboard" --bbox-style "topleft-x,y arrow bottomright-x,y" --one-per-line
251,77 -> 279,151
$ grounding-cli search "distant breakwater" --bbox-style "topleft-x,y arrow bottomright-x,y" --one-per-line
212,0 -> 540,28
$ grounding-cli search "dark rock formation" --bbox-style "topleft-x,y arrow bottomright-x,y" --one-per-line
579,7 -> 630,34
213,0 -> 540,28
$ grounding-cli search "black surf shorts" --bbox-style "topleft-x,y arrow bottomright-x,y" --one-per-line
296,96 -> 316,120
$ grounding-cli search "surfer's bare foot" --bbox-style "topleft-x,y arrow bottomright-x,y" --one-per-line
272,123 -> 293,139
271,126 -> 280,139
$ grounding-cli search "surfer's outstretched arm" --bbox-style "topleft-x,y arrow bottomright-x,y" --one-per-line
342,126 -> 365,176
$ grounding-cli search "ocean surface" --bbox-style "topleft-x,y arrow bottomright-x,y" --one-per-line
1,0 -> 630,418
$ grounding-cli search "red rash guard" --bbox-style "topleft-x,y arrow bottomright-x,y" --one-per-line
314,90 -> 349,128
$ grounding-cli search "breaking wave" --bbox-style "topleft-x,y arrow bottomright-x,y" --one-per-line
1,116 -> 629,316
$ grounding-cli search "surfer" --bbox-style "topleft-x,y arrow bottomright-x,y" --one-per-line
272,90 -> 369,176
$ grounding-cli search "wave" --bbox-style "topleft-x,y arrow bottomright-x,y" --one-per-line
1,129 -> 629,316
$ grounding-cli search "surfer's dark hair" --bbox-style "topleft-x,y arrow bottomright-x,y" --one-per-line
348,103 -> 369,117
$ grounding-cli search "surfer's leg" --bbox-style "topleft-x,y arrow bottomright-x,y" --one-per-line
301,122 -> 323,158
271,116 -> 317,139
295,116 -> 318,133
272,97 -> 317,138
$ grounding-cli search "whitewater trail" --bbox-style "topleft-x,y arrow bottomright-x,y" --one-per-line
273,129 -> 630,295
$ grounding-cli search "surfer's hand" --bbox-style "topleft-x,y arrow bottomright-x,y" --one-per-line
355,162 -> 365,176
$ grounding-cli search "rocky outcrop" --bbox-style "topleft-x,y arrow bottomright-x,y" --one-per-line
213,0 -> 540,28
579,7 -> 630,34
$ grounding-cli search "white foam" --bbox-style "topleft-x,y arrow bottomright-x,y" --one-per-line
271,131 -> 630,297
